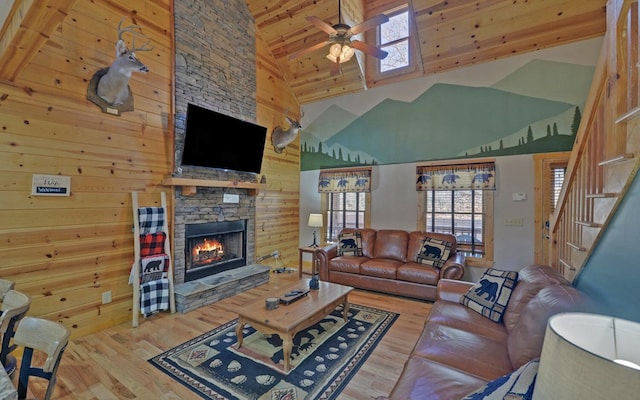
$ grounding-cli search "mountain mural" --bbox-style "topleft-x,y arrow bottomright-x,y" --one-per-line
301,59 -> 596,171
324,84 -> 573,163
491,59 -> 595,105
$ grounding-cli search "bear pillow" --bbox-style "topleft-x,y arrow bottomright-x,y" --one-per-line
460,268 -> 519,322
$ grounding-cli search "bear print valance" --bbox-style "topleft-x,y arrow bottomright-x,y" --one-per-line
416,162 -> 496,191
318,167 -> 372,193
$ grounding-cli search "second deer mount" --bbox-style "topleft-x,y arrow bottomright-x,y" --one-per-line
271,113 -> 303,153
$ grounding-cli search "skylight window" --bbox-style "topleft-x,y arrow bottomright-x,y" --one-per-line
379,9 -> 410,73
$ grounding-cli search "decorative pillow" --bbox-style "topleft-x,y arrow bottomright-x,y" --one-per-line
140,232 -> 166,257
460,268 -> 519,322
461,359 -> 539,400
337,232 -> 363,256
416,237 -> 453,268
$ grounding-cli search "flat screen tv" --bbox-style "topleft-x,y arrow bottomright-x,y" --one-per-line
181,103 -> 267,174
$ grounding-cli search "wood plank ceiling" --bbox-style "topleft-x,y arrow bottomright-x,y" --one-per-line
247,0 -> 607,104
1,1 -> 607,105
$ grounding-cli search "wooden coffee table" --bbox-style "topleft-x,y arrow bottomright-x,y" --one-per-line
231,279 -> 353,372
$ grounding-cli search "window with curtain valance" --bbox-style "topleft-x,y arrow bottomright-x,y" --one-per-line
416,161 -> 496,191
318,167 -> 372,193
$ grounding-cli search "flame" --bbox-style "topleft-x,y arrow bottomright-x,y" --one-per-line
192,238 -> 224,257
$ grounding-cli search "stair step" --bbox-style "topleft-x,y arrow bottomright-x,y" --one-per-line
567,242 -> 587,251
586,192 -> 619,198
598,153 -> 634,166
559,259 -> 577,271
575,220 -> 602,227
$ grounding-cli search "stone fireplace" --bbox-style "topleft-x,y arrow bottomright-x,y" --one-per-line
184,220 -> 247,282
171,0 -> 269,313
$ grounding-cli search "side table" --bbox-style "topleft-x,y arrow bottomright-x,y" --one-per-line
298,246 -> 320,278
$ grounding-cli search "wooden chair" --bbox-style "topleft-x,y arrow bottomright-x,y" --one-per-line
14,317 -> 70,400
0,280 -> 14,300
0,290 -> 31,375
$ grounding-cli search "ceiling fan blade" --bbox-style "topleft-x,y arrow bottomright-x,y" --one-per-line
351,40 -> 388,59
306,16 -> 337,34
330,61 -> 342,76
288,40 -> 331,60
349,14 -> 389,35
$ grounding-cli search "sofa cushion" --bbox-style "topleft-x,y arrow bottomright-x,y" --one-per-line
411,323 -> 514,381
502,265 -> 571,333
386,357 -> 488,400
360,259 -> 403,279
373,230 -> 409,261
507,284 -> 589,369
461,359 -> 539,400
460,268 -> 519,322
329,256 -> 367,274
397,262 -> 440,286
340,228 -> 377,257
416,237 -> 453,268
337,231 -> 363,256
426,301 -> 508,342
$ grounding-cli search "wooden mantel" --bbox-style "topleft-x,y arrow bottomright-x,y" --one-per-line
161,177 -> 265,196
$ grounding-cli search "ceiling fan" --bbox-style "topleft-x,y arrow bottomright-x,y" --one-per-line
288,0 -> 389,76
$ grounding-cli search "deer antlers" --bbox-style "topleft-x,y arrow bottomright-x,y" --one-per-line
117,17 -> 154,53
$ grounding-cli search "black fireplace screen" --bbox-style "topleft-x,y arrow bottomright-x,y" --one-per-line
185,220 -> 247,282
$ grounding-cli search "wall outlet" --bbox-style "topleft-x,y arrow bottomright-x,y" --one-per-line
102,291 -> 112,304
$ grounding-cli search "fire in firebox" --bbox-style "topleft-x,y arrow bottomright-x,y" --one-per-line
191,238 -> 234,267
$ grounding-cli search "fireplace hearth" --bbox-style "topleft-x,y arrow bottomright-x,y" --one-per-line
184,220 -> 247,282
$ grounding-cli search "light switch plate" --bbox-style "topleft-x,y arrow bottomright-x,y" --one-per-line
223,193 -> 240,203
512,192 -> 527,201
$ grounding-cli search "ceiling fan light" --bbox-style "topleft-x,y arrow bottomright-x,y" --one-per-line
327,43 -> 342,63
340,45 -> 355,63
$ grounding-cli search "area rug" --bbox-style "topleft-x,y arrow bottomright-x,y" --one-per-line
149,303 -> 398,400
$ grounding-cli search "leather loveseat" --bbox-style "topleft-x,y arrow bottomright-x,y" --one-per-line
376,264 -> 593,400
315,228 -> 466,301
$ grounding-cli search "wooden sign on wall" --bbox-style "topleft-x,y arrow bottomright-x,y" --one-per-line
31,174 -> 71,196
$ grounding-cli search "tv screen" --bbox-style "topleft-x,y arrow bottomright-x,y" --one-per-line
181,103 -> 267,174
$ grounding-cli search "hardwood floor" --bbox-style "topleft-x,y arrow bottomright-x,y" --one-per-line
19,272 -> 433,399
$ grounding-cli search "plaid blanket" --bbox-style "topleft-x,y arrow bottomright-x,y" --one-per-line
140,232 -> 166,257
140,254 -> 169,283
138,207 -> 165,234
140,278 -> 170,317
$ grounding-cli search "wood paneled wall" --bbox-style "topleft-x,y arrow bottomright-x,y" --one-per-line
255,30 -> 301,268
0,0 -> 301,338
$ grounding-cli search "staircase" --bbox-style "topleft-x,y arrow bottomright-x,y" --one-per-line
550,0 -> 640,281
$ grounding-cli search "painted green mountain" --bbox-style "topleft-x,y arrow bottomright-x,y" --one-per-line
491,60 -> 595,105
323,83 -> 574,164
301,105 -> 358,144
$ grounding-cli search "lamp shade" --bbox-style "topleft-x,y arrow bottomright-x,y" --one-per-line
308,213 -> 323,228
533,313 -> 640,399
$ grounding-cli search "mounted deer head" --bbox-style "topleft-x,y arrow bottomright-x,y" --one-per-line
95,18 -> 153,107
271,112 -> 303,153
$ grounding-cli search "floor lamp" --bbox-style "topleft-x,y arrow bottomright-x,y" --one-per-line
308,213 -> 323,247
534,312 -> 640,399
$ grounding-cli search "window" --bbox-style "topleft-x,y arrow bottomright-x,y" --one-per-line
423,190 -> 488,257
416,161 -> 495,262
378,7 -> 410,73
551,166 -> 566,212
318,167 -> 372,243
324,192 -> 369,242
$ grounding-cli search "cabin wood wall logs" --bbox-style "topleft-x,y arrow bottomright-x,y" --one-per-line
0,0 -> 301,338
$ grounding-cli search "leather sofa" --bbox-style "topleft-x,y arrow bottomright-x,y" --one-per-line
376,264 -> 593,400
315,228 -> 466,301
